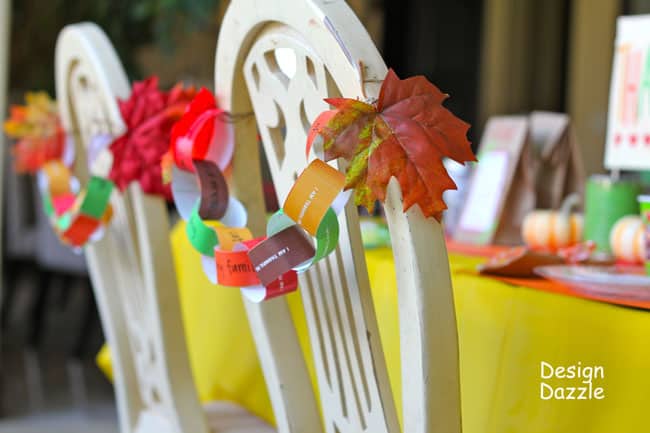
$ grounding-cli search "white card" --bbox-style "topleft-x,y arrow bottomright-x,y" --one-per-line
457,151 -> 509,232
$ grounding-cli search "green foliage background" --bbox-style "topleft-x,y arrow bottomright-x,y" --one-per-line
9,0 -> 221,93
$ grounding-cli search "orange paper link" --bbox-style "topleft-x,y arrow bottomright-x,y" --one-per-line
283,159 -> 345,236
43,160 -> 72,197
215,226 -> 253,251
215,249 -> 261,287
214,232 -> 258,287
100,204 -> 114,225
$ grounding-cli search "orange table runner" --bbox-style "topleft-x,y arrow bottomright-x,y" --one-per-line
446,239 -> 650,311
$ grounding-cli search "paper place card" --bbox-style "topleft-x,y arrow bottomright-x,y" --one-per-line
454,116 -> 528,244
457,151 -> 509,232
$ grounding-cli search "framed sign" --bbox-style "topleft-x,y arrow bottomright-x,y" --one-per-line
454,116 -> 528,245
605,15 -> 650,171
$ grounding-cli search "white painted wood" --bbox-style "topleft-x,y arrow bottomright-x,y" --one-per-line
204,402 -> 275,433
55,22 -> 273,433
216,1 -> 462,433
56,24 -> 143,433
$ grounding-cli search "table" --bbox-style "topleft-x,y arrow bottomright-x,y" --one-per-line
98,222 -> 650,433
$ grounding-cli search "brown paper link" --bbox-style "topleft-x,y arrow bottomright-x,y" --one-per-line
193,159 -> 229,220
247,226 -> 316,287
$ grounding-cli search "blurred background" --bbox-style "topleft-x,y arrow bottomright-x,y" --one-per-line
0,0 -> 648,431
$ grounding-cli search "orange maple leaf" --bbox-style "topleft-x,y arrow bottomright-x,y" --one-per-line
3,92 -> 65,173
313,69 -> 475,220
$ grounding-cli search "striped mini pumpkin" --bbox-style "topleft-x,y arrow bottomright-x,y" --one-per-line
610,216 -> 646,263
522,210 -> 583,250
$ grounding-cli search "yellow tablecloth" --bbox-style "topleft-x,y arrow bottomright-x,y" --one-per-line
98,222 -> 650,433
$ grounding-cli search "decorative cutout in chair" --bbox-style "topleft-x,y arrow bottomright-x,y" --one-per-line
216,1 -> 462,433
55,22 -> 274,433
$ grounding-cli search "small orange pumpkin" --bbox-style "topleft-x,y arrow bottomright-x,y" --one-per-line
522,210 -> 583,250
610,216 -> 646,263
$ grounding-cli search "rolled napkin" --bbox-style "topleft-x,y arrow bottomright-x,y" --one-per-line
478,247 -> 565,278
479,241 -> 610,278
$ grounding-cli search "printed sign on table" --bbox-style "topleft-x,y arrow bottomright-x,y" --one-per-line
454,116 -> 528,245
605,15 -> 650,171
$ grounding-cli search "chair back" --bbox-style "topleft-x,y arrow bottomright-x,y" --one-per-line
215,1 -> 462,433
55,22 -> 208,433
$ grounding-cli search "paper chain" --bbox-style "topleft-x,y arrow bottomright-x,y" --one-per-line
3,93 -> 115,248
3,79 -> 196,249
168,89 -> 350,302
10,68 -> 470,290
38,155 -> 114,249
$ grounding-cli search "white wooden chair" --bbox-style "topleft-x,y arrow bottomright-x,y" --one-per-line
216,1 -> 462,433
55,22 -> 274,433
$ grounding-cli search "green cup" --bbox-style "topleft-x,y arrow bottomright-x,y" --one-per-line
641,171 -> 650,188
639,195 -> 650,275
584,175 -> 641,254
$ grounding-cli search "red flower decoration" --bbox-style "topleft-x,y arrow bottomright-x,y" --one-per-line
109,77 -> 197,199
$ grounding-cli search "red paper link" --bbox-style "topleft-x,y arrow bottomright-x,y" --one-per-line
52,193 -> 76,216
61,214 -> 101,247
262,270 -> 298,300
168,88 -> 232,173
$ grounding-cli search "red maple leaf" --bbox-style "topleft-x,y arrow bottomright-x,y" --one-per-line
3,92 -> 65,173
312,69 -> 475,220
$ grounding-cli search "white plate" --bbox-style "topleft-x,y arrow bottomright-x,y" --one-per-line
535,265 -> 650,301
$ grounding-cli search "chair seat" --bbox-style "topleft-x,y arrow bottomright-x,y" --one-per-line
203,401 -> 275,433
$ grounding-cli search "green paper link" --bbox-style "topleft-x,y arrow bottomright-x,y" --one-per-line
79,176 -> 114,219
186,204 -> 219,257
42,191 -> 55,217
57,213 -> 72,231
313,208 -> 339,261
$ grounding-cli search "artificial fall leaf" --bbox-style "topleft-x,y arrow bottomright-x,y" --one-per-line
3,92 -> 65,173
314,69 -> 476,220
